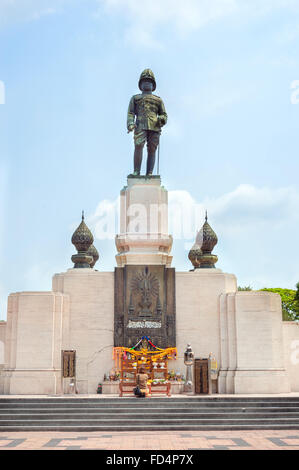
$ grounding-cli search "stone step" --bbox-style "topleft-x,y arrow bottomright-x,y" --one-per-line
2,407 -> 299,414
1,397 -> 299,431
1,424 -> 299,432
1,417 -> 299,426
1,401 -> 299,409
1,412 -> 299,420
1,397 -> 299,403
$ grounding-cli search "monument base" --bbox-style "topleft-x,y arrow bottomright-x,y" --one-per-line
1,268 -> 298,395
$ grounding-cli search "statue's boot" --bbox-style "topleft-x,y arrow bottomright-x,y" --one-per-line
146,152 -> 156,176
134,146 -> 143,175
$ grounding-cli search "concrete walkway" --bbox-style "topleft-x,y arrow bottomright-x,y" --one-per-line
0,430 -> 299,450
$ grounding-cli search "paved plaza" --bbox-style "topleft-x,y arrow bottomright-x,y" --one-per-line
1,430 -> 299,450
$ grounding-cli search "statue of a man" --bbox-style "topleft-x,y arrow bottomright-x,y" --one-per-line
127,69 -> 168,176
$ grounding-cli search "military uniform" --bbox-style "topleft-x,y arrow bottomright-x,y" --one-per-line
127,69 -> 167,176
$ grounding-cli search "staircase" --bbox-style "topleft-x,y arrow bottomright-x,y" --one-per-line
1,397 -> 299,431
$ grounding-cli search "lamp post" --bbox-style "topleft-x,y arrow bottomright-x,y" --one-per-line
184,344 -> 194,394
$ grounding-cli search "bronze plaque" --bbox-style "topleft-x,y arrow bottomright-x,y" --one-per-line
195,359 -> 209,394
62,350 -> 76,378
114,265 -> 176,349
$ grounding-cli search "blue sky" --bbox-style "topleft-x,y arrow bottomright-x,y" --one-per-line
0,0 -> 299,319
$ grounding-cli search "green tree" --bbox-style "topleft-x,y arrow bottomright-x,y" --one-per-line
295,283 -> 299,306
238,286 -> 253,291
260,287 -> 298,321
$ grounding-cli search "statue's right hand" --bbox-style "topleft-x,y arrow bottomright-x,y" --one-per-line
128,124 -> 136,133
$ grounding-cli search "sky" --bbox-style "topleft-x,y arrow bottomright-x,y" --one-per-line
0,0 -> 299,320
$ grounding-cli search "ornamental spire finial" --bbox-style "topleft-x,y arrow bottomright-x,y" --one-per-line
71,212 -> 94,268
188,213 -> 219,270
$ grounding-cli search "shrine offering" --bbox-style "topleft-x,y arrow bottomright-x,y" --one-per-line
113,336 -> 177,397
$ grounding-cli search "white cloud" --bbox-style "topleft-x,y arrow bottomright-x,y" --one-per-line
90,184 -> 299,241
99,0 -> 238,47
181,86 -> 242,119
88,197 -> 120,240
98,0 -> 299,47
204,184 -> 299,222
170,184 -> 299,288
100,0 -> 228,32
0,0 -> 68,28
123,25 -> 163,50
2,1 -> 298,42
276,23 -> 299,44
171,184 -> 299,243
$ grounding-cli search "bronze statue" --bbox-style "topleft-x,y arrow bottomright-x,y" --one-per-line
127,69 -> 168,176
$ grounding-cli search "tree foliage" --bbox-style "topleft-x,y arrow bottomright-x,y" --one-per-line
260,287 -> 299,321
237,284 -> 299,321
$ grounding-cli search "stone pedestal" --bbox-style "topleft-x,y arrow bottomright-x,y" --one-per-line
114,176 -> 176,348
115,176 -> 173,267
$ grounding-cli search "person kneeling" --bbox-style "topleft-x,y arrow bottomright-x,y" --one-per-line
134,366 -> 151,398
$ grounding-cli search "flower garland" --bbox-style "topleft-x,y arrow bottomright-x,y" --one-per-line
113,336 -> 177,371
130,335 -> 164,351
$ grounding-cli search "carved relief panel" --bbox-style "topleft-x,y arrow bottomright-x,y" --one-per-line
114,265 -> 176,349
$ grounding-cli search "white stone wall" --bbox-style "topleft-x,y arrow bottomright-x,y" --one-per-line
0,322 -> 5,364
219,291 -> 290,394
0,322 -> 5,394
2,269 -> 115,395
52,269 -> 115,394
3,291 -> 68,395
283,322 -> 299,392
173,269 -> 237,376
